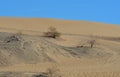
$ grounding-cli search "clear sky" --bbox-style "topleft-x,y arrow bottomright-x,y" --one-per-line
0,0 -> 120,24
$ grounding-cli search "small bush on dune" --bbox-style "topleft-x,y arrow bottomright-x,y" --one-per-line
46,66 -> 62,77
4,31 -> 23,43
15,30 -> 23,38
89,40 -> 96,48
4,35 -> 20,43
43,27 -> 61,39
77,39 -> 96,48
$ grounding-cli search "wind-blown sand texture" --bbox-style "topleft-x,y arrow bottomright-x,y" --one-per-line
0,17 -> 120,77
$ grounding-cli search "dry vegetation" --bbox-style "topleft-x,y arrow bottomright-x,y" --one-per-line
15,30 -> 23,38
43,27 -> 61,39
46,66 -> 62,77
77,39 -> 96,48
0,18 -> 120,77
4,31 -> 23,43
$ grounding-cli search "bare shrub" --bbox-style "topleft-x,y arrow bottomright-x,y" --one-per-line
33,73 -> 48,77
88,34 -> 97,48
77,35 -> 97,48
4,31 -> 23,43
76,40 -> 87,48
89,40 -> 96,48
46,66 -> 62,77
4,35 -> 20,43
43,27 -> 61,39
15,31 -> 23,38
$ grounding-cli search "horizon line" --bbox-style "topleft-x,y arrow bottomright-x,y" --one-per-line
0,16 -> 120,25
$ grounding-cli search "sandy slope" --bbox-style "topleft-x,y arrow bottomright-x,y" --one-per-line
0,17 -> 120,37
0,17 -> 120,77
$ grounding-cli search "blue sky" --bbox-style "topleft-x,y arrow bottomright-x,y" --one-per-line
0,0 -> 120,24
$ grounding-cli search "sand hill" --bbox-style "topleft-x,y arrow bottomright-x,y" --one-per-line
0,17 -> 120,77
0,17 -> 120,37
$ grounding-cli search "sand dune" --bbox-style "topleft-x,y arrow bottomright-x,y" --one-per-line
0,17 -> 120,36
0,17 -> 120,77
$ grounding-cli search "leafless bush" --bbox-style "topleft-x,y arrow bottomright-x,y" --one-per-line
89,40 -> 96,48
77,35 -> 97,48
88,35 -> 97,48
46,66 -> 62,77
4,35 -> 20,43
43,27 -> 61,39
4,31 -> 23,43
15,31 -> 23,38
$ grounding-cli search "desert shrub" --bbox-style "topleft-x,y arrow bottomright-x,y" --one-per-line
46,66 -> 62,77
33,73 -> 48,77
88,40 -> 96,48
4,35 -> 20,43
88,34 -> 97,48
77,38 -> 96,48
15,31 -> 23,38
43,27 -> 61,39
4,31 -> 23,43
